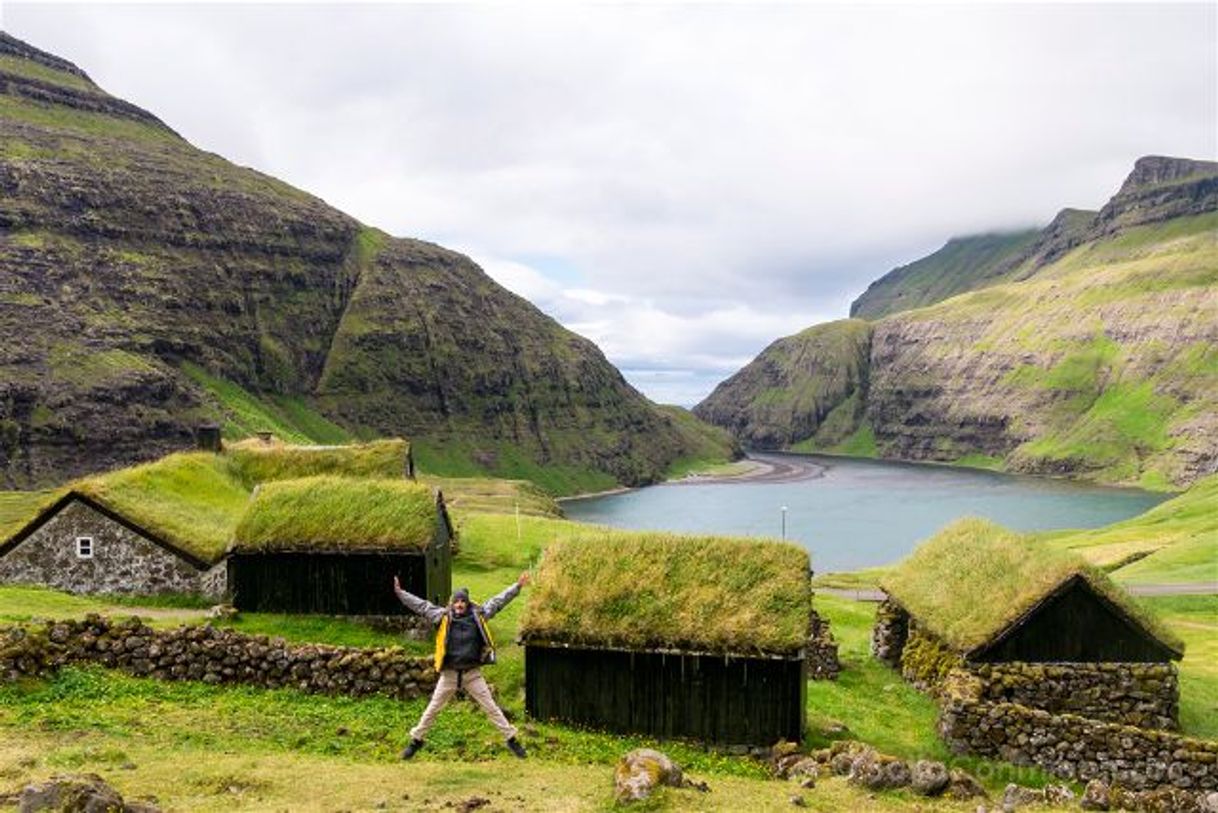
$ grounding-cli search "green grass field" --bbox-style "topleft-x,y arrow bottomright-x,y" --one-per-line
0,470 -> 1212,809
0,508 -> 1133,810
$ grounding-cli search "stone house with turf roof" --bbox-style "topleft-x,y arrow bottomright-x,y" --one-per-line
870,518 -> 1185,729
0,490 -> 229,599
520,531 -> 814,746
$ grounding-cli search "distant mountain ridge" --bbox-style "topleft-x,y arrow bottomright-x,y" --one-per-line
698,155 -> 1218,488
852,156 -> 1218,321
0,33 -> 733,492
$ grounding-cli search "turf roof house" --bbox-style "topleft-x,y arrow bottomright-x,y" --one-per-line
227,477 -> 453,616
0,437 -> 421,602
871,519 -> 1185,729
521,533 -> 812,746
0,460 -> 239,599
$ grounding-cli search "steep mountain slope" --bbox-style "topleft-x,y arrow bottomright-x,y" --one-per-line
0,33 -> 731,492
850,230 -> 1039,320
698,156 -> 1218,488
693,320 -> 872,451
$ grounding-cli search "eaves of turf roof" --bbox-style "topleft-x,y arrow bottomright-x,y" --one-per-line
0,490 -> 212,570
879,518 -> 1185,660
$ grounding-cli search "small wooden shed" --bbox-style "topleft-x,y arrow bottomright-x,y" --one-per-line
873,518 -> 1185,665
227,477 -> 452,615
521,532 -> 810,745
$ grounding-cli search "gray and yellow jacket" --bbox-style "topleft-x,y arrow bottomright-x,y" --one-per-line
394,582 -> 520,672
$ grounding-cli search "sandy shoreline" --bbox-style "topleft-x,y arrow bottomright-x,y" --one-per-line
667,452 -> 829,486
558,452 -> 830,504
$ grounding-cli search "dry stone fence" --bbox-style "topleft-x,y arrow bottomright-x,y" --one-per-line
0,615 -> 437,700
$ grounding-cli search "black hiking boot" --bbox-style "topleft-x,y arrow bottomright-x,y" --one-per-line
400,739 -> 425,760
506,737 -> 527,759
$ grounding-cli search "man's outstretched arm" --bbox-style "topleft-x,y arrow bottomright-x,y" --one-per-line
481,572 -> 530,619
393,575 -> 447,625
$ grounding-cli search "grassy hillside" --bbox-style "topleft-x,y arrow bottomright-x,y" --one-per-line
694,319 -> 873,450
0,32 -> 733,495
850,230 -> 1039,320
1039,472 -> 1218,584
872,209 -> 1218,486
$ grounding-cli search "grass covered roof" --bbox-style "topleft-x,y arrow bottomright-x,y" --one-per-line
227,438 -> 409,486
520,531 -> 811,656
76,452 -> 251,563
1,439 -> 419,565
880,518 -> 1184,657
232,476 -> 439,553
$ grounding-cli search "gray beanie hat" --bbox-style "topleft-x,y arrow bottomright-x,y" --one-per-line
451,587 -> 470,603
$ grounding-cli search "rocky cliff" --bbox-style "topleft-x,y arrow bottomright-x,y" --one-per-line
699,156 -> 1218,487
0,33 -> 733,492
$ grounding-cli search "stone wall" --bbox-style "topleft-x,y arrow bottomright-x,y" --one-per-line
0,499 -> 217,597
970,661 -> 1179,730
899,624 -> 961,693
807,604 -> 840,680
938,669 -> 1217,792
0,615 -> 437,700
199,562 -> 228,601
879,607 -> 1181,730
869,599 -> 908,668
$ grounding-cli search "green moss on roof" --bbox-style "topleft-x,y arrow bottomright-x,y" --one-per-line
227,438 -> 409,486
77,452 -> 250,563
1,439 -> 419,564
880,518 -> 1184,657
520,532 -> 810,656
0,489 -> 62,542
233,476 -> 438,553
421,475 -> 561,518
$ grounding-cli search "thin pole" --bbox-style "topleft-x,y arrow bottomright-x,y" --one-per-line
781,505 -> 788,540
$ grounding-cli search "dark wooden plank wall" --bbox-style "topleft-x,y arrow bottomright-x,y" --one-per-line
973,579 -> 1177,663
525,645 -> 806,745
228,552 -> 428,615
425,505 -> 452,606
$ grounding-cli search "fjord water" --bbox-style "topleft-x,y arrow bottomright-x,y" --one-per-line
561,454 -> 1169,573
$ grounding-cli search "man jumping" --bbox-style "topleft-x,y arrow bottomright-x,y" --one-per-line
393,572 -> 530,760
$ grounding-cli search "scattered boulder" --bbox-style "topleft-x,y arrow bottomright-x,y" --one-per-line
789,795 -> 806,807
1042,784 -> 1075,807
1081,780 -> 1110,811
205,605 -> 238,621
614,749 -> 684,803
17,773 -> 159,813
1001,783 -> 1042,811
1204,791 -> 1218,813
946,768 -> 988,801
910,760 -> 950,797
847,749 -> 911,791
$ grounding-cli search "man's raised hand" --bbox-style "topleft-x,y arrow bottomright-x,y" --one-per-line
517,571 -> 531,587
393,575 -> 401,592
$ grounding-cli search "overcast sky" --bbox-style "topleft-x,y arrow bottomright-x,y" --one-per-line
4,3 -> 1215,405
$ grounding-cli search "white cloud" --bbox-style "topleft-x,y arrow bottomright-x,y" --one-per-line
5,3 -> 1215,405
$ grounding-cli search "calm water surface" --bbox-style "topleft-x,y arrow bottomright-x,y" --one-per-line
562,454 -> 1169,573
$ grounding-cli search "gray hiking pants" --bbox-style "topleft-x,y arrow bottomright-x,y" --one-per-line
410,667 -> 517,741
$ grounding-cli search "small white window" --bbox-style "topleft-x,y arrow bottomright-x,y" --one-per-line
76,536 -> 94,559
